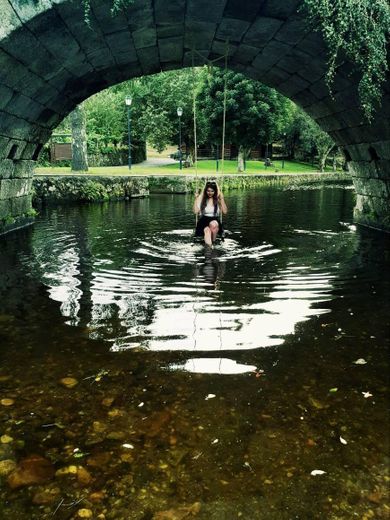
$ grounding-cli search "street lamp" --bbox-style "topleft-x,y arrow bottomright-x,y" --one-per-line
125,96 -> 132,170
177,106 -> 183,170
282,132 -> 286,169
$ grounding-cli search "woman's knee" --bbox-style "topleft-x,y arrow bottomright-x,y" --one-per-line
204,227 -> 211,235
209,220 -> 219,231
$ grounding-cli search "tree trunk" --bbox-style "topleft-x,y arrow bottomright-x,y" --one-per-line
71,104 -> 89,172
237,145 -> 246,172
318,145 -> 334,172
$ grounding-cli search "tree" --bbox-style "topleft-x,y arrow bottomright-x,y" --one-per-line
199,69 -> 291,171
71,105 -> 89,172
292,108 -> 335,172
301,0 -> 390,121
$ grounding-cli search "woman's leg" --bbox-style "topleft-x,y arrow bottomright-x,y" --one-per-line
203,226 -> 213,246
209,220 -> 220,243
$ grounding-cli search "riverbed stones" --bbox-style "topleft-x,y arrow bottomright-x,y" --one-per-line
0,459 -> 16,476
7,455 -> 54,489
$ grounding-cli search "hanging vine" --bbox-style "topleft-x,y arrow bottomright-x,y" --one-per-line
301,0 -> 390,121
81,0 -> 135,26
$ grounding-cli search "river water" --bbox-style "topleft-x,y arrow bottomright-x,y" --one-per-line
0,185 -> 389,519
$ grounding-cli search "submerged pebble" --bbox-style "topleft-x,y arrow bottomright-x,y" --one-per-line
59,377 -> 78,388
0,398 -> 14,406
0,459 -> 16,476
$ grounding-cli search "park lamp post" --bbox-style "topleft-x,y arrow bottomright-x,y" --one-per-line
282,132 -> 287,169
125,96 -> 132,170
177,106 -> 183,170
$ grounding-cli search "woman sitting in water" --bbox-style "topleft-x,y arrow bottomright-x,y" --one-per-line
193,181 -> 228,246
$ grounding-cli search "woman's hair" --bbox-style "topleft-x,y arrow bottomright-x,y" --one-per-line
200,181 -> 218,215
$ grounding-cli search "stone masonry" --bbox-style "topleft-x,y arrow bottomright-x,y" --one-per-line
0,0 -> 389,233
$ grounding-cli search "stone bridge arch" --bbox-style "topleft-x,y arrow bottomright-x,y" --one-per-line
0,0 -> 389,234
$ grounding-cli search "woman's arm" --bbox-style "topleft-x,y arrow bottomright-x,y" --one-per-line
218,191 -> 228,214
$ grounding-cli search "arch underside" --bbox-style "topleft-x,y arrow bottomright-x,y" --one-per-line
0,0 -> 389,232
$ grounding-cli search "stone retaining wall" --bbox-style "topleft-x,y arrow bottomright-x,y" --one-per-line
32,175 -> 149,205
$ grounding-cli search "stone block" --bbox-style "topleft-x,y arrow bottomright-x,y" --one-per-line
106,32 -> 137,60
0,159 -> 15,179
0,197 -> 12,218
28,9 -> 81,63
13,160 -> 35,179
308,81 -> 330,101
224,0 -> 262,22
92,1 -> 130,34
0,49 -> 32,89
137,46 -> 161,75
293,90 -> 319,109
232,44 -> 259,65
277,75 -> 310,97
297,60 -> 327,84
376,160 -> 390,182
127,1 -> 154,30
349,161 -> 378,180
158,37 -> 184,63
260,0 -> 301,19
0,84 -> 14,110
316,114 -> 344,133
243,17 -> 283,48
295,31 -> 326,58
346,144 -> 372,162
211,40 -> 237,58
274,16 -> 309,46
0,137 -> 11,160
252,40 -> 291,72
216,18 -> 251,43
372,140 -> 390,161
264,67 -> 291,87
186,0 -> 227,23
0,179 -> 13,200
184,21 -> 216,51
0,0 -> 22,39
132,27 -> 157,49
156,23 -> 184,39
11,194 -> 32,215
11,0 -> 52,23
154,0 -> 185,24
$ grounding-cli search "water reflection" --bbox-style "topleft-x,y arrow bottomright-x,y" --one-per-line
22,189 -> 362,359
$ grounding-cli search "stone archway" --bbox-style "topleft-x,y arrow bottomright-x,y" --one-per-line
0,0 -> 389,234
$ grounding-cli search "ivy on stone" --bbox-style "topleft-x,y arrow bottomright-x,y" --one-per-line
82,0 -> 135,26
301,0 -> 390,121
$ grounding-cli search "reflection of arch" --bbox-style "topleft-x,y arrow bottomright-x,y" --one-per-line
0,0 -> 389,230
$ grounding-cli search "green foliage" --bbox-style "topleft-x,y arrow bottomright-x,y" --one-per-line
199,69 -> 291,153
25,208 -> 38,218
79,181 -> 109,202
301,0 -> 390,121
285,106 -> 335,171
1,215 -> 16,226
82,0 -> 135,26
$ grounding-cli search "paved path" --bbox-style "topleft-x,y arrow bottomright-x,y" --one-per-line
139,157 -> 177,167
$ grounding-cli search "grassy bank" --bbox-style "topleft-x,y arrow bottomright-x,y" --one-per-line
35,159 -> 341,176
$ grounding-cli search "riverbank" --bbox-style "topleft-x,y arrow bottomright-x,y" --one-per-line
32,172 -> 352,205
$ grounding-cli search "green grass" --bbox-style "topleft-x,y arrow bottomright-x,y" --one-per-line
35,159 -> 339,176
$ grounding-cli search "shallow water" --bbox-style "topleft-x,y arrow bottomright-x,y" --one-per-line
0,186 -> 389,519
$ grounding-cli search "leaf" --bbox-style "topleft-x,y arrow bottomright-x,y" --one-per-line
339,436 -> 347,445
205,394 -> 216,400
329,388 -> 338,393
353,358 -> 367,365
362,391 -> 373,398
311,470 -> 326,476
